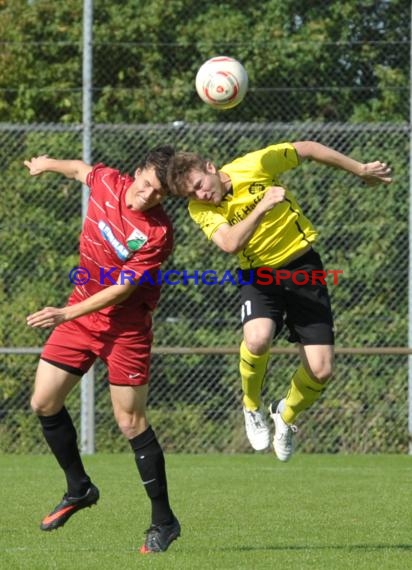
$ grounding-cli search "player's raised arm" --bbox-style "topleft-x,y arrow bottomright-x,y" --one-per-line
292,141 -> 393,187
23,155 -> 92,184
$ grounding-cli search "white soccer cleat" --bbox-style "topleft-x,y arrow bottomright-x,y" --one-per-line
243,407 -> 270,451
269,400 -> 298,462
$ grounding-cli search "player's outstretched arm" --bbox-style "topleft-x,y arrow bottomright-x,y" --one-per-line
24,155 -> 92,184
292,141 -> 392,187
26,280 -> 137,329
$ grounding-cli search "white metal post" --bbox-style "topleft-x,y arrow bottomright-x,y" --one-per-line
80,0 -> 95,455
408,1 -> 412,455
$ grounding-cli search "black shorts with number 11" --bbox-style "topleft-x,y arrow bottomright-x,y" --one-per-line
239,249 -> 335,346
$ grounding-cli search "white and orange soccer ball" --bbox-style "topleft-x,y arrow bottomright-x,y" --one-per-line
195,56 -> 248,110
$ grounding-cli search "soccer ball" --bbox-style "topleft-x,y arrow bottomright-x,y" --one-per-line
195,56 -> 248,110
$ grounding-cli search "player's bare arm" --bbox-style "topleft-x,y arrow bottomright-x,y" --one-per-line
24,155 -> 93,184
292,141 -> 392,186
26,279 -> 137,329
211,186 -> 286,254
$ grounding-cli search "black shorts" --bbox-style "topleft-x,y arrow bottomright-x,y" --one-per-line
239,249 -> 335,345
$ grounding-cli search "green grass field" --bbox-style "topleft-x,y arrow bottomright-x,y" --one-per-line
1,453 -> 411,570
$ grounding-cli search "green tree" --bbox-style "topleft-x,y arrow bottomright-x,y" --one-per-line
0,0 -> 408,123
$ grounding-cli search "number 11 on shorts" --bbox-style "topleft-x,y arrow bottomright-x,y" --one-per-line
241,300 -> 252,322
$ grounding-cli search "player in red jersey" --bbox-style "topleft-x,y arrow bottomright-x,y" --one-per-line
24,147 -> 180,554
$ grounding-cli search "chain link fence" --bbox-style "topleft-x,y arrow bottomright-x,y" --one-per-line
0,120 -> 408,454
1,38 -> 408,124
0,0 -> 409,454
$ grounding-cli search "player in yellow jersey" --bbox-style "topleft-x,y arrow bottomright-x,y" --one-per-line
167,141 -> 392,460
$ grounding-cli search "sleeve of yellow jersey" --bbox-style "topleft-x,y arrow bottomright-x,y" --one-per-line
188,200 -> 227,240
258,142 -> 300,175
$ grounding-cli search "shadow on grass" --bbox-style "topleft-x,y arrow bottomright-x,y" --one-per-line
221,544 -> 412,552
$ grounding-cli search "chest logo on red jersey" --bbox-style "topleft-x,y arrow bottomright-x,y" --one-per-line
98,220 -> 131,261
126,228 -> 148,251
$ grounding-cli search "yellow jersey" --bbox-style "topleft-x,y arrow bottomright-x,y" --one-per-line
188,143 -> 317,269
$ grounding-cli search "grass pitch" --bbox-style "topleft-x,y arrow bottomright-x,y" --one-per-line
0,453 -> 411,570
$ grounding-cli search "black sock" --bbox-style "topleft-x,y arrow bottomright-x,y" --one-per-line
38,407 -> 91,497
129,426 -> 173,526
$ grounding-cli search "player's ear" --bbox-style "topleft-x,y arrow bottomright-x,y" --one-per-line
205,161 -> 217,174
134,167 -> 142,179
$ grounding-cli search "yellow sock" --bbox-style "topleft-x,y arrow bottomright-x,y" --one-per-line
239,341 -> 270,411
282,365 -> 326,424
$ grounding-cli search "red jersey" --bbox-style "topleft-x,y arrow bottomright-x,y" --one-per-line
68,163 -> 174,330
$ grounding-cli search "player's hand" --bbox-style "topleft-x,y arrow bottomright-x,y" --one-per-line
26,306 -> 67,329
257,186 -> 286,213
360,161 -> 392,186
23,155 -> 49,176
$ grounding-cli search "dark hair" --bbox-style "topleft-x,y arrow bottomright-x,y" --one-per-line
166,151 -> 209,196
137,145 -> 175,191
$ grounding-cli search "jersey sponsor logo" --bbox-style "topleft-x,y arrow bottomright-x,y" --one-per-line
98,220 -> 130,261
105,200 -> 115,209
248,182 -> 266,195
228,194 -> 264,225
126,228 -> 148,251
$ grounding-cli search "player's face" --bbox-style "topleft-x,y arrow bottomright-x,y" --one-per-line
186,162 -> 225,205
127,166 -> 165,211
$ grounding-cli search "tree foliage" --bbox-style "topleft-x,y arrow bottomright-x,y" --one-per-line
0,0 -> 409,123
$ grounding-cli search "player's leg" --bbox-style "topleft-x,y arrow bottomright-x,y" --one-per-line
239,275 -> 283,451
241,318 -> 275,450
241,318 -> 275,410
270,344 -> 334,461
280,344 -> 334,425
280,345 -> 334,424
269,249 -> 335,461
109,383 -> 180,554
31,359 -> 99,530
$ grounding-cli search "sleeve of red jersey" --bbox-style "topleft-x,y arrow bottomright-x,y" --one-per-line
86,163 -> 121,196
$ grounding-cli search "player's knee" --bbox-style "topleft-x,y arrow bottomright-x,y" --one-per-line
311,363 -> 333,384
243,320 -> 275,355
116,414 -> 147,439
30,397 -> 41,415
244,334 -> 271,355
30,396 -> 51,415
117,420 -> 136,439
